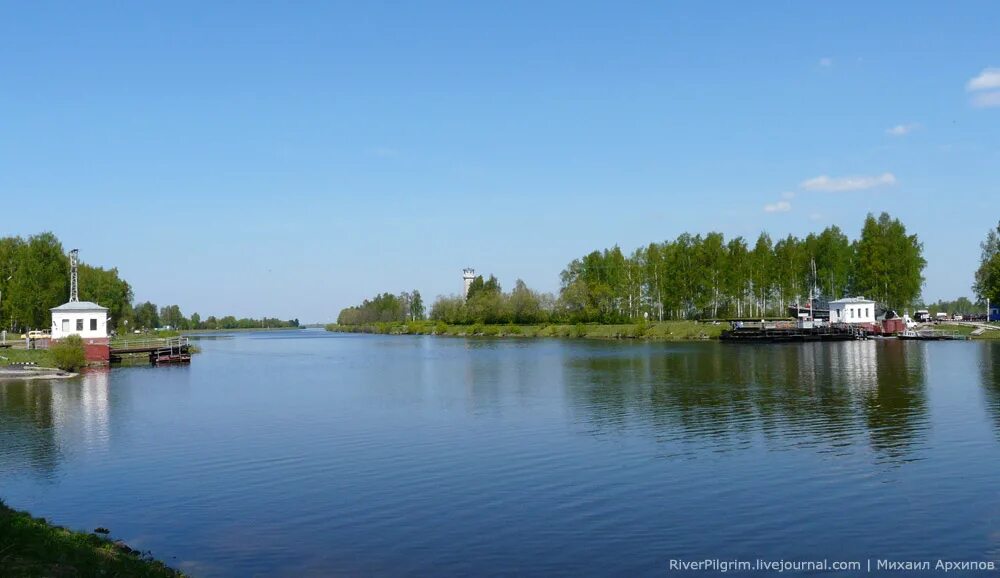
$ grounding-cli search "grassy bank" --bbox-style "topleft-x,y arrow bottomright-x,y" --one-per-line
326,320 -> 724,341
932,323 -> 1000,340
0,349 -> 54,367
0,500 -> 183,577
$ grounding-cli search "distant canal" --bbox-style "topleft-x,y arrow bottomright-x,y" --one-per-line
3,330 -> 1000,576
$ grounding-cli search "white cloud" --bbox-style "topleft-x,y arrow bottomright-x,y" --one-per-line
800,172 -> 896,192
967,68 -> 1000,92
763,200 -> 792,213
972,91 -> 1000,108
819,57 -> 833,68
886,123 -> 921,136
781,191 -> 796,200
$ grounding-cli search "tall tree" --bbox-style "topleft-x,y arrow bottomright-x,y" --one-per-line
852,212 -> 925,309
974,221 -> 1000,305
5,233 -> 69,331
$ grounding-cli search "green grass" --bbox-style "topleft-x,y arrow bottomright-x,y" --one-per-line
326,320 -> 725,341
0,499 -> 183,577
0,349 -> 54,367
933,323 -> 1000,339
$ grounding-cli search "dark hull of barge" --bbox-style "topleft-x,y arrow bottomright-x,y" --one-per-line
720,327 -> 865,343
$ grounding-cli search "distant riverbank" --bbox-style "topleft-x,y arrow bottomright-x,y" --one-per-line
0,500 -> 183,577
325,320 -> 725,340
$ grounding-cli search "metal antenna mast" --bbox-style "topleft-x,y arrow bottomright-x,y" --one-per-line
69,249 -> 79,302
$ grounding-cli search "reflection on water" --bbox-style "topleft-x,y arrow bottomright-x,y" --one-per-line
981,342 -> 1000,437
566,340 -> 927,462
2,334 -> 1000,577
0,370 -> 112,479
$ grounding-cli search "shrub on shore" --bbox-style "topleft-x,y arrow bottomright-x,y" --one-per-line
50,335 -> 86,371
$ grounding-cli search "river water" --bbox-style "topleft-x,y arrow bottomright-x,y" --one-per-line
2,330 -> 1000,576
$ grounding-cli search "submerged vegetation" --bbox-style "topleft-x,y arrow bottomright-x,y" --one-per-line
0,499 -> 183,577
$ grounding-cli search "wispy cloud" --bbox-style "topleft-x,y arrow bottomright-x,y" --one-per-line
763,200 -> 792,213
966,68 -> 1000,108
972,91 -> 1000,109
781,191 -> 796,200
818,57 -> 833,68
885,123 -> 921,136
800,172 -> 896,192
967,68 -> 1000,91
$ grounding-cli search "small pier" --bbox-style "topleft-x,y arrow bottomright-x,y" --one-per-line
110,337 -> 192,364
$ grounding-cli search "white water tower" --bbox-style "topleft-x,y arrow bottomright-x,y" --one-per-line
463,268 -> 475,297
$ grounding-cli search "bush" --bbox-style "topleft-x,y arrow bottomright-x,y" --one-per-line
51,335 -> 86,371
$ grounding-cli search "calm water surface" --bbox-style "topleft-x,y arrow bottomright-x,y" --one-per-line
3,330 -> 1000,576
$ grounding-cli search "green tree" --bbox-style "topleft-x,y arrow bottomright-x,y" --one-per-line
974,221 -> 1000,305
409,290 -> 425,321
158,305 -> 187,329
79,263 -> 133,331
5,233 -> 69,331
852,212 -> 926,309
133,301 -> 160,329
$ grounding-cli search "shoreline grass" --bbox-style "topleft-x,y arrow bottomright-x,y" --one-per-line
0,499 -> 183,577
0,349 -> 54,367
930,323 -> 1000,340
326,320 -> 725,341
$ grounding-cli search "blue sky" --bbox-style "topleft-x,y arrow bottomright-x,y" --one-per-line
2,1 -> 998,321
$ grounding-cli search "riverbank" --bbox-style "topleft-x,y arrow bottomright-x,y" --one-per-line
0,500 -> 183,577
0,349 -> 54,367
931,323 -> 1000,339
326,320 -> 725,340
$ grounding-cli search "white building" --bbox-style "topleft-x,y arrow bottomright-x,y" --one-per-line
51,301 -> 109,340
463,268 -> 476,297
829,297 -> 877,324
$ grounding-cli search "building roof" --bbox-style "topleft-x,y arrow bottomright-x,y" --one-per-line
829,296 -> 876,304
51,301 -> 108,312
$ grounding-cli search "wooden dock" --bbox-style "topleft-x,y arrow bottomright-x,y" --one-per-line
110,337 -> 191,364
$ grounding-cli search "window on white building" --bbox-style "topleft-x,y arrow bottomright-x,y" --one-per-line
62,319 -> 69,332
76,319 -> 83,331
90,319 -> 97,331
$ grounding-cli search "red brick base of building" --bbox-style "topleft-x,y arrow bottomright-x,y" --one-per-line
48,337 -> 110,364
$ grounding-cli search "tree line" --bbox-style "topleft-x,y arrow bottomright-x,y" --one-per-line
0,232 -> 297,333
336,291 -> 425,325
333,212 -> 929,327
131,301 -> 299,331
556,212 -> 925,323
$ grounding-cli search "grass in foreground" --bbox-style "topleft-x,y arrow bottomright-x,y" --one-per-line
0,349 -> 54,367
0,500 -> 183,577
326,320 -> 725,340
